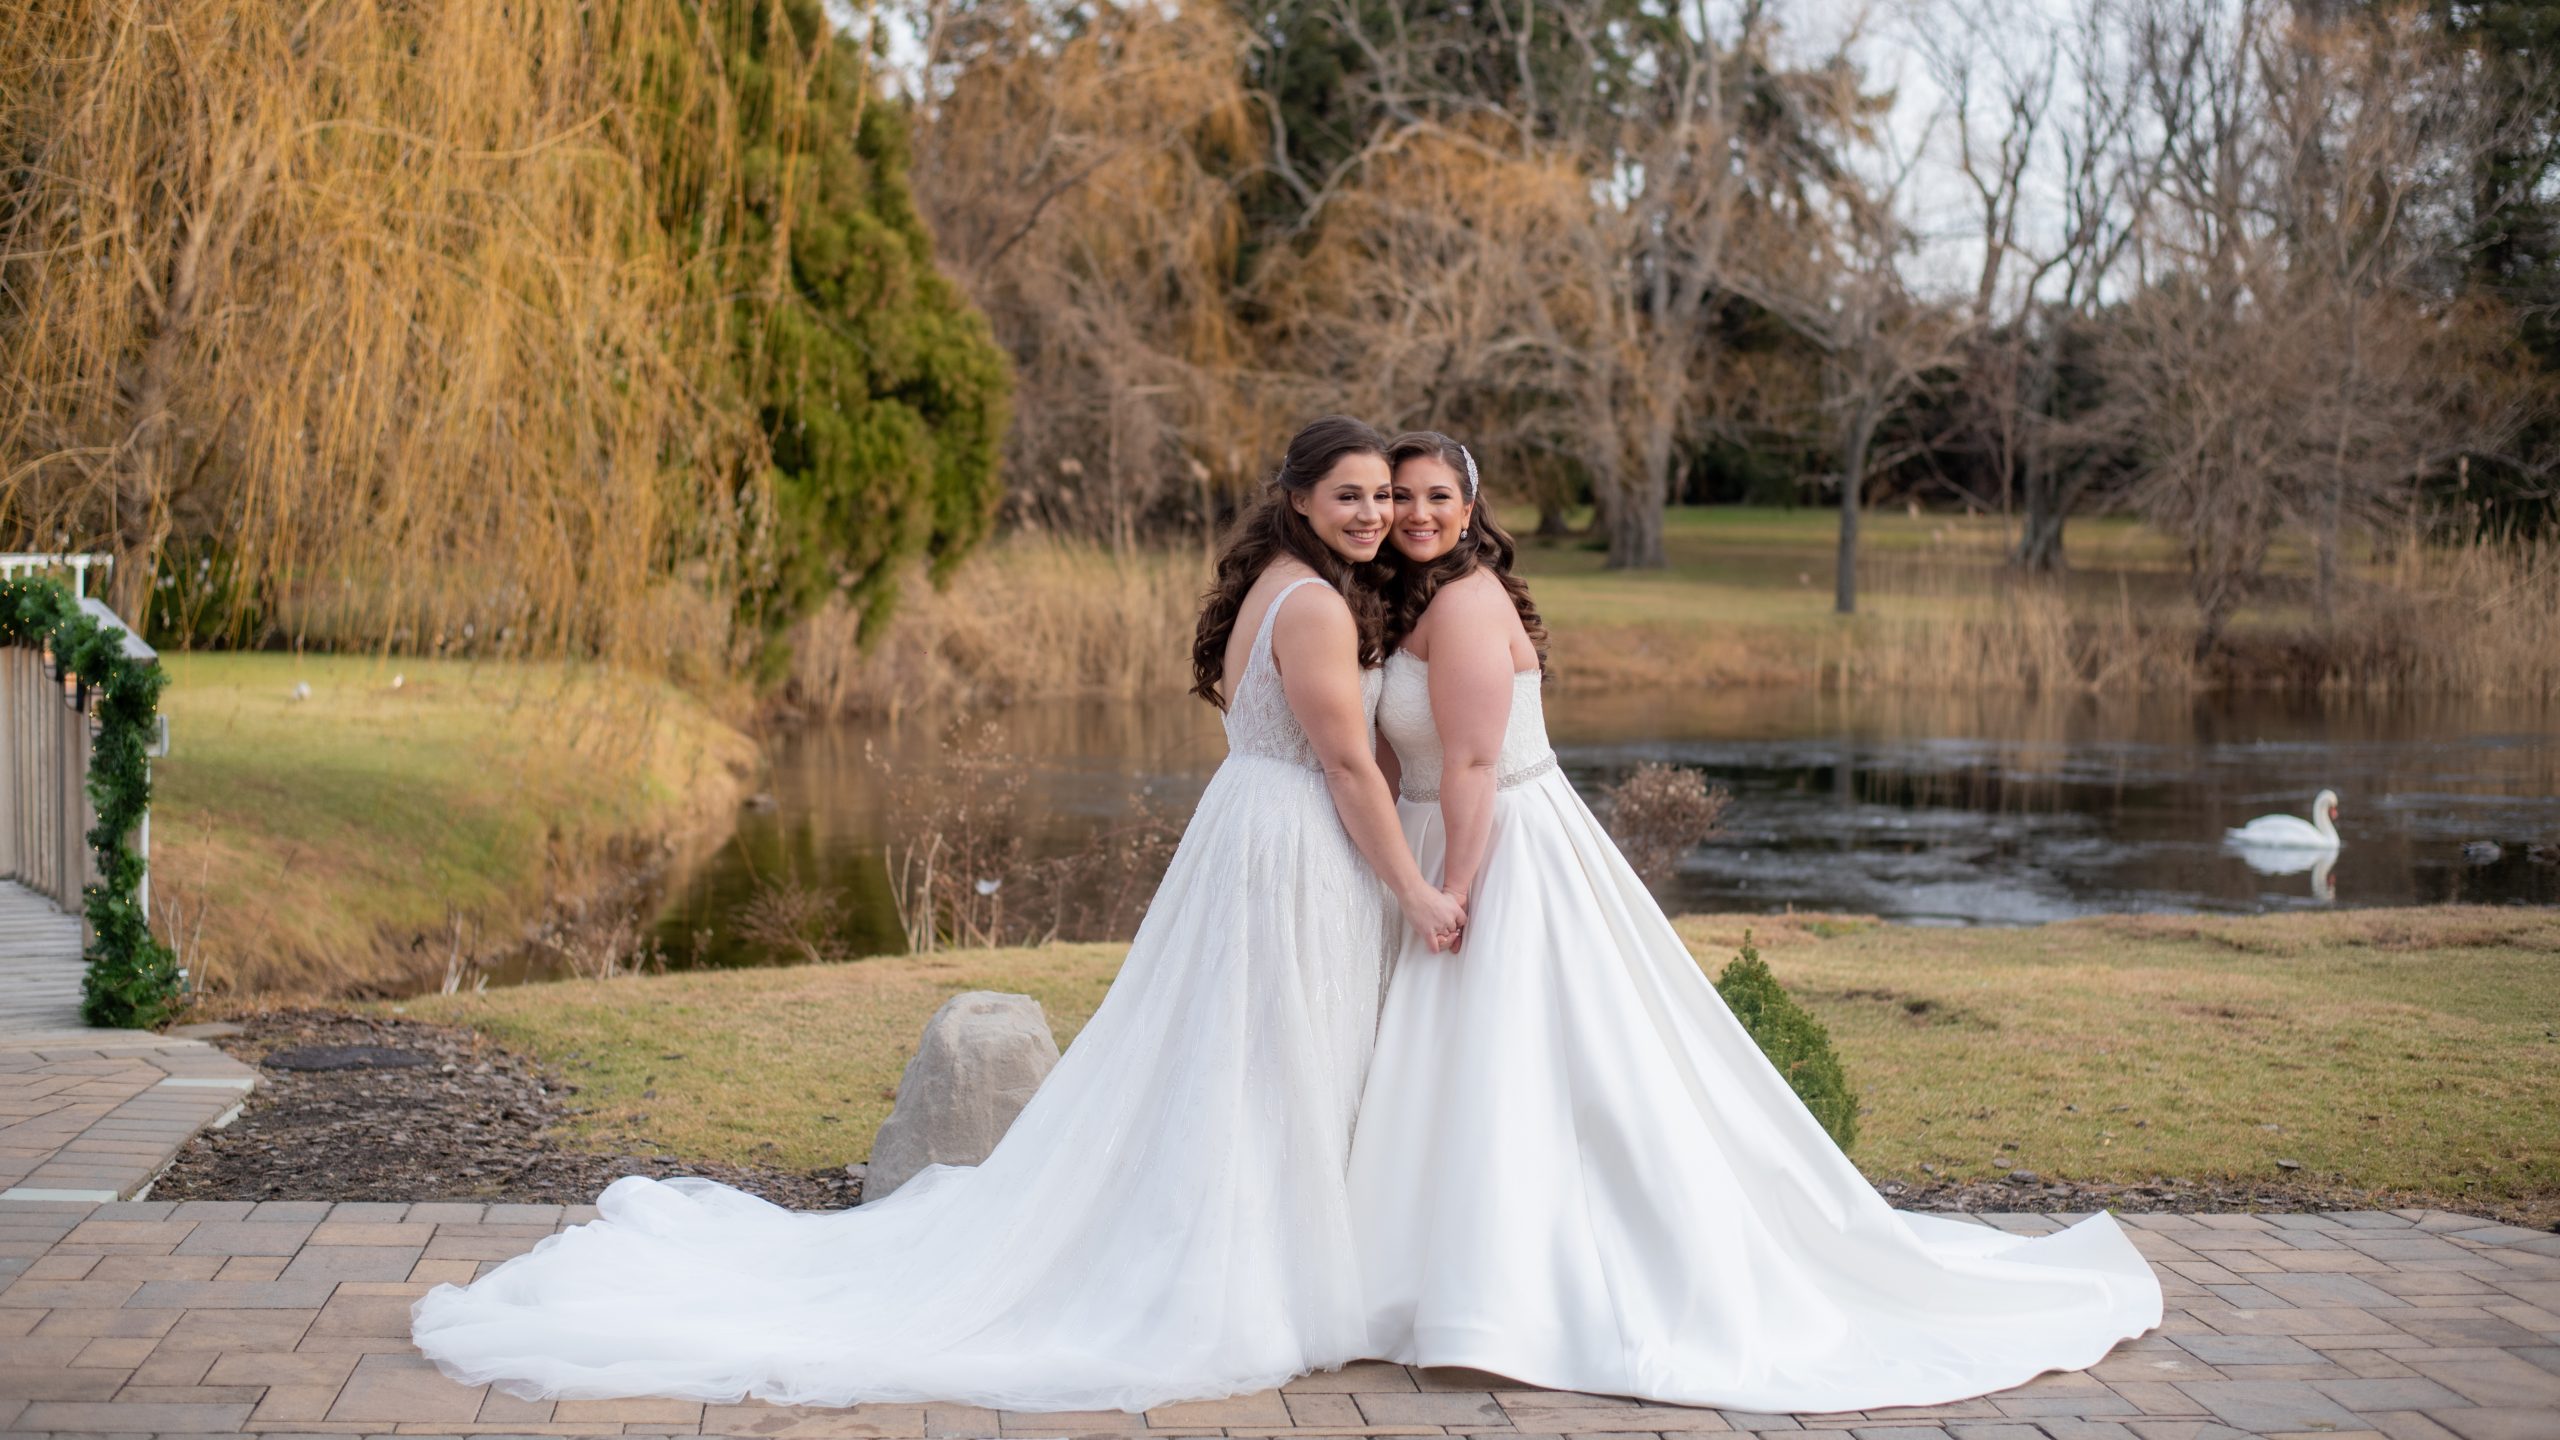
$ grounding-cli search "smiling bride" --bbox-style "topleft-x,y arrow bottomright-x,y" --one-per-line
410,416 -> 1461,1413
1348,430 -> 2164,1412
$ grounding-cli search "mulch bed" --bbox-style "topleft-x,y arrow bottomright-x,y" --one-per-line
150,1008 -> 861,1209
1879,1173 -> 2488,1219
154,1009 -> 2514,1222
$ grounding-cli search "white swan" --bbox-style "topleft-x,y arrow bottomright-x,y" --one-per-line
2226,789 -> 2342,850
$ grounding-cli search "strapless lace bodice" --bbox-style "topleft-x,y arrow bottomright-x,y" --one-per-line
1225,578 -> 1384,769
1377,650 -> 1555,802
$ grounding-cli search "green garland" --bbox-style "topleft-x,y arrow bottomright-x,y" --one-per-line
0,575 -> 179,1028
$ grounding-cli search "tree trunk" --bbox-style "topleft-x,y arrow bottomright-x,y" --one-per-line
2316,304 -> 2361,630
2013,465 -> 2070,573
1606,489 -> 1665,568
2315,488 -> 2340,627
2194,580 -> 2237,662
1606,422 -> 1672,569
1835,408 -> 1878,615
2008,319 -> 2068,573
110,320 -> 188,625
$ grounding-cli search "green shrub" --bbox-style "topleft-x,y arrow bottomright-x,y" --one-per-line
1713,930 -> 1858,1150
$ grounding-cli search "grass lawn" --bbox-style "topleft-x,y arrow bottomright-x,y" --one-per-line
1520,506 -> 2184,622
1515,507 -> 2204,689
1503,504 -> 2499,696
156,654 -> 758,996
399,943 -> 1125,1172
398,905 -> 2560,1224
1680,909 -> 2560,1224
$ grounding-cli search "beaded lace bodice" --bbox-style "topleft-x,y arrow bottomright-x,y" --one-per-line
1224,577 -> 1385,770
413,581 -> 1398,1417
1377,650 -> 1556,802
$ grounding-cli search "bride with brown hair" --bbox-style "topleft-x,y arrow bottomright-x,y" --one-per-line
411,415 -> 1462,1413
1350,430 -> 2162,1412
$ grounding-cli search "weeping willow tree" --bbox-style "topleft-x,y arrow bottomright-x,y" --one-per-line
0,0 -> 1006,674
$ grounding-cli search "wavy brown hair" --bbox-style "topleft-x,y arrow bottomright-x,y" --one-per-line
1191,415 -> 1394,708
1383,430 -> 1549,675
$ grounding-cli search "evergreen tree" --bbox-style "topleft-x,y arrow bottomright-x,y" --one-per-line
703,0 -> 1012,672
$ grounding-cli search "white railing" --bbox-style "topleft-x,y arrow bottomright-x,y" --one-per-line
0,552 -> 113,596
0,555 -> 158,920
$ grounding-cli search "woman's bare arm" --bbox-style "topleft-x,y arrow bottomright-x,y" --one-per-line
1424,576 -> 1523,909
1272,588 -> 1463,950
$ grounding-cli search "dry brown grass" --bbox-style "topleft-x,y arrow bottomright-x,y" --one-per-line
1679,908 -> 2560,1225
782,513 -> 2558,712
2311,540 -> 2560,699
782,535 -> 1205,716
400,906 -> 2560,1223
1839,559 -> 2205,695
154,654 -> 758,999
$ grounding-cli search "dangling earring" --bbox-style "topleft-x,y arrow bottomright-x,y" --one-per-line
1460,527 -> 1470,541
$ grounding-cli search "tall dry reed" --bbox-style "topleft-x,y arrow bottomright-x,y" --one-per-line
791,531 -> 2554,711
2318,541 -> 2560,700
783,535 -> 1205,716
1832,555 -> 2204,695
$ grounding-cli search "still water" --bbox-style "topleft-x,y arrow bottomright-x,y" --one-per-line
652,688 -> 2560,967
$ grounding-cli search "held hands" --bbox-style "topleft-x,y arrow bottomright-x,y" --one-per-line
1436,884 -> 1469,953
1402,884 -> 1468,954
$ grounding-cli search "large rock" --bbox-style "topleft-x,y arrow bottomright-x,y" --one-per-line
864,990 -> 1061,1200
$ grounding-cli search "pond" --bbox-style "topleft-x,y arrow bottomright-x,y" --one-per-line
645,687 -> 2560,971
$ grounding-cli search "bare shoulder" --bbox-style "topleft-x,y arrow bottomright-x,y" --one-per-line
1266,574 -> 1355,681
1442,567 -> 1516,608
1270,573 -> 1353,638
1413,570 -> 1529,673
1425,569 -> 1523,628
1242,559 -> 1328,623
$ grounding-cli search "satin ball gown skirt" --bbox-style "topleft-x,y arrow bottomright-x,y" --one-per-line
1346,768 -> 2163,1413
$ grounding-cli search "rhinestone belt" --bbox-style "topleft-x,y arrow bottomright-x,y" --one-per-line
1400,750 -> 1558,803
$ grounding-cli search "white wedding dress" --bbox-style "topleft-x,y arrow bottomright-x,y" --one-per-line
1347,650 -> 2163,1412
412,577 -> 1392,1413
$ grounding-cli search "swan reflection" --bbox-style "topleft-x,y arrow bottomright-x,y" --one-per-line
2227,840 -> 2338,902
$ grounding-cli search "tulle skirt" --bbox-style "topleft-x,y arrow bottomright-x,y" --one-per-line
1347,769 -> 2163,1412
411,754 -> 1393,1413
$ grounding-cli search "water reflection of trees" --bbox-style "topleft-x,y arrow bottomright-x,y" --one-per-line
1550,687 -> 2560,917
657,704 -> 1224,965
653,690 -> 2560,965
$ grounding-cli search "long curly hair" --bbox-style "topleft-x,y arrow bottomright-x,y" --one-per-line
1191,415 -> 1394,709
1383,430 -> 1549,675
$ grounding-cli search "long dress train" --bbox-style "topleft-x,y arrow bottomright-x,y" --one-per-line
412,577 -> 1392,1413
1347,651 -> 2162,1412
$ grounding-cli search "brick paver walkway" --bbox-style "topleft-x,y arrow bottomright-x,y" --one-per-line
1,1199 -> 2553,1440
0,1037 -> 258,1202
